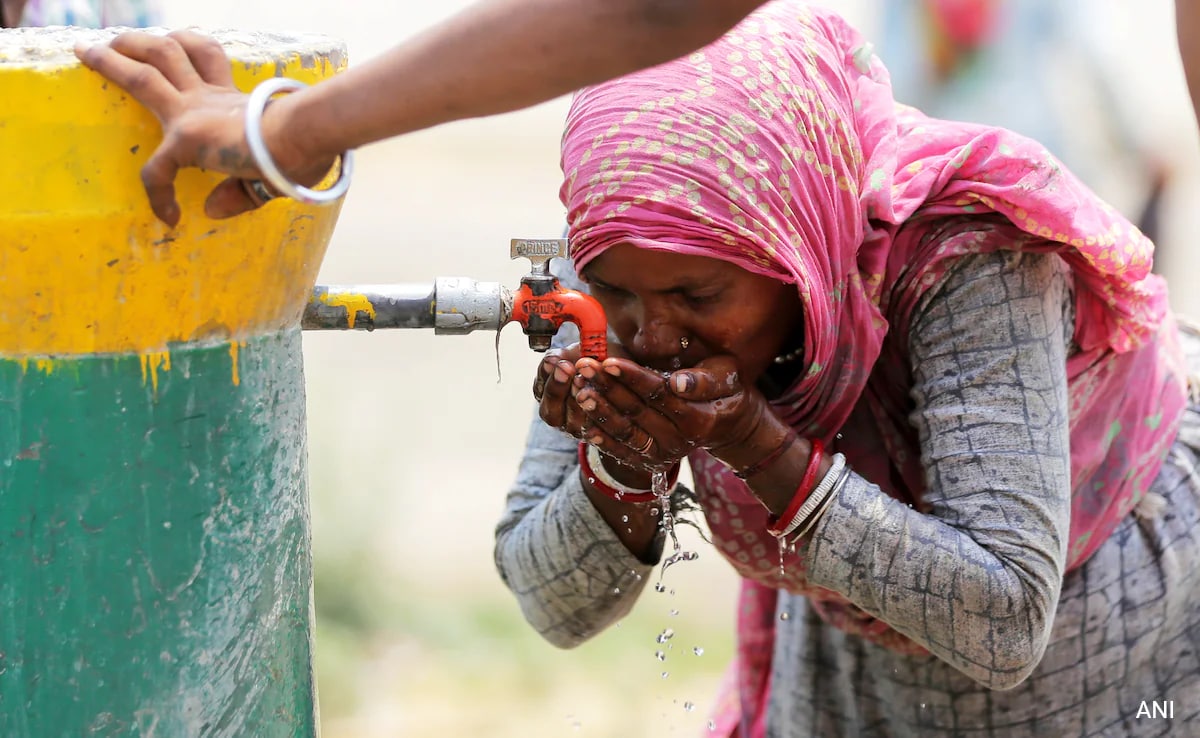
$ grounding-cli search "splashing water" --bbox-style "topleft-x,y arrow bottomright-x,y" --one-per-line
656,470 -> 699,579
656,628 -> 675,644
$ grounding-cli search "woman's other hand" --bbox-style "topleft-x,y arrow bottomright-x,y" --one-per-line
73,30 -> 329,226
572,355 -> 766,472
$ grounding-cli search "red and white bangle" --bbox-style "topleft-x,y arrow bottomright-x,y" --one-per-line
789,463 -> 851,543
777,452 -> 845,539
578,442 -> 680,504
766,438 -> 824,537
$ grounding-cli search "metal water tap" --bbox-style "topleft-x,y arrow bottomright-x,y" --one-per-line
301,238 -> 608,360
508,238 -> 607,359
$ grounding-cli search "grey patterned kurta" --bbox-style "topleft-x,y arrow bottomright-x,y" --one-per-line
494,247 -> 1200,737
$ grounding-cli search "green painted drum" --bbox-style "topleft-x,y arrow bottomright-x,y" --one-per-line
0,27 -> 348,736
0,333 -> 316,736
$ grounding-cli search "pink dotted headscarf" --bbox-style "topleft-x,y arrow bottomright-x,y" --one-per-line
560,3 -> 1187,735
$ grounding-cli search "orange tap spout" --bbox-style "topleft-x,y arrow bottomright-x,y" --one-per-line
553,289 -> 608,360
510,285 -> 608,360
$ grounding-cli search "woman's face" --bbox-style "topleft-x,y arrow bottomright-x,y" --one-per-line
581,244 -> 804,384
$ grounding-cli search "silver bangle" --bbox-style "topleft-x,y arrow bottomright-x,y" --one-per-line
586,442 -> 658,495
789,465 -> 850,544
779,452 -> 845,538
244,77 -> 354,205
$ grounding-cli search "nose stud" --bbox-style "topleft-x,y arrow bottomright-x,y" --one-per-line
679,337 -> 690,350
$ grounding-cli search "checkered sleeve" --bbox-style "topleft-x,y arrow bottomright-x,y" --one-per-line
805,249 -> 1073,689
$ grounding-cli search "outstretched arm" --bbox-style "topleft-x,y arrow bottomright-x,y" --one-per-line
75,0 -> 767,224
280,0 -> 768,161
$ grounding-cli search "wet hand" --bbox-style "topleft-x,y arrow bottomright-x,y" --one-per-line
532,344 -> 593,442
73,30 -> 328,226
572,355 -> 766,471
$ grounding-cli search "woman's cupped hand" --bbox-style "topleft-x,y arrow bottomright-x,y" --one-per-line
533,344 -> 767,473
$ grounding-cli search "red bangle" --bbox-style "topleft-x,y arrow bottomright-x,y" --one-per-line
577,442 -> 679,504
766,439 -> 824,535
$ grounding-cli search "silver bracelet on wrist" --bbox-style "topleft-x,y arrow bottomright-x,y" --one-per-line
244,77 -> 354,205
586,442 -> 657,495
778,452 -> 846,538
788,464 -> 850,545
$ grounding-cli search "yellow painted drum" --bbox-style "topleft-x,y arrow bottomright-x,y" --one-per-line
0,27 -> 347,359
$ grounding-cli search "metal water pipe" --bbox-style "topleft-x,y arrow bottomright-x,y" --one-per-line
302,238 -> 608,360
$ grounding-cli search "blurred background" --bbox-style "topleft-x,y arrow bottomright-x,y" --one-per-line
148,1 -> 1200,736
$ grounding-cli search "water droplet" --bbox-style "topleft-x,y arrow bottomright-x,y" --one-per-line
656,628 -> 675,643
655,650 -> 666,661
920,703 -> 927,709
708,720 -> 717,731
612,587 -> 621,595
779,612 -> 790,621
684,701 -> 696,712
587,476 -> 596,484
655,583 -> 666,593
651,507 -> 661,516
693,647 -> 705,656
661,671 -> 670,679
669,609 -> 679,617
621,514 -> 629,523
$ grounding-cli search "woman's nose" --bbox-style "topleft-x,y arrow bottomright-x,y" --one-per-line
630,316 -> 681,360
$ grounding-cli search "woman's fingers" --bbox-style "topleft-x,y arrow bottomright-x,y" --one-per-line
575,359 -> 688,459
140,149 -> 182,227
204,177 -> 266,220
75,38 -> 181,116
532,356 -> 554,402
108,32 -> 206,93
577,388 -> 686,461
537,359 -> 574,427
167,29 -> 235,87
668,355 -> 742,400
